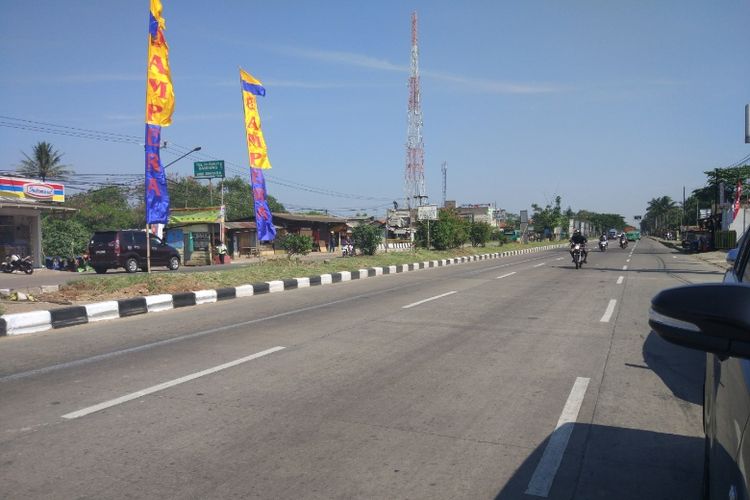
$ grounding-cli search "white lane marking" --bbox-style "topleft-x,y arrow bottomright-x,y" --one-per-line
672,256 -> 677,259
626,259 -> 630,263
402,291 -> 457,309
496,272 -> 517,279
61,346 -> 286,419
600,299 -> 617,323
533,263 -> 546,268
555,257 -> 564,261
525,377 -> 590,497
622,265 -> 628,271
616,276 -> 624,285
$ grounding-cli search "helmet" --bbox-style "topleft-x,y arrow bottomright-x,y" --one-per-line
574,229 -> 580,234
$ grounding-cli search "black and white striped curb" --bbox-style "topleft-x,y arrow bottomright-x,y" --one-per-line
0,244 -> 565,336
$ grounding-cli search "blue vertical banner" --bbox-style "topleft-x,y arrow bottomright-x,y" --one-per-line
250,167 -> 276,241
144,124 -> 170,223
144,0 -> 173,225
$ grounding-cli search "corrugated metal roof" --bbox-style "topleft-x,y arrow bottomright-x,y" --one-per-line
272,212 -> 346,223
225,221 -> 257,230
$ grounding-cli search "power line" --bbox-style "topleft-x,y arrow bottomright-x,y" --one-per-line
0,115 -> 393,202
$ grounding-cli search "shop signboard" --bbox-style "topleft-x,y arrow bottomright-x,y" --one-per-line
0,176 -> 64,202
417,205 -> 438,221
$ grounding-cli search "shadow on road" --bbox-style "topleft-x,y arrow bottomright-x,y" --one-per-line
494,423 -> 705,499
643,331 -> 705,405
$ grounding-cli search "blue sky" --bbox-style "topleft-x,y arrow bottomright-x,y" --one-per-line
2,1 -> 750,224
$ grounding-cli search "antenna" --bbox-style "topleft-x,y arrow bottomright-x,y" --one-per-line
405,11 -> 425,208
441,161 -> 447,207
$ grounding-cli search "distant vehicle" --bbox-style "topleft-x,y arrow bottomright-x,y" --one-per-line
608,229 -> 618,240
88,230 -> 181,274
682,231 -> 710,253
649,224 -> 750,499
503,229 -> 521,242
626,231 -> 641,241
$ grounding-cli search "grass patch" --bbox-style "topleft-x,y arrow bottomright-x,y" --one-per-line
55,241 -> 562,302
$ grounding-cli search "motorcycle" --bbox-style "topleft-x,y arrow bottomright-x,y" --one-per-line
598,240 -> 608,252
571,243 -> 585,269
0,254 -> 34,274
619,237 -> 628,249
342,243 -> 354,257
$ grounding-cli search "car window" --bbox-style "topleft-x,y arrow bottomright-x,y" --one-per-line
149,234 -> 164,245
132,232 -> 146,246
91,232 -> 116,245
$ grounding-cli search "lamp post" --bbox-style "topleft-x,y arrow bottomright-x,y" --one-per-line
163,146 -> 202,169
146,146 -> 201,273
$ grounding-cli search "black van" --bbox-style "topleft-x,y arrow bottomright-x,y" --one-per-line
88,230 -> 181,273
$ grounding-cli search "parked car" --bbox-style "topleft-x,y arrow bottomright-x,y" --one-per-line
649,230 -> 750,499
88,230 -> 180,274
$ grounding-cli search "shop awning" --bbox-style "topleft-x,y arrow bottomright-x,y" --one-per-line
0,196 -> 76,211
169,209 -> 221,224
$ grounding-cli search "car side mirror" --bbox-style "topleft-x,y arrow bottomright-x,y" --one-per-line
727,248 -> 739,265
650,283 -> 750,358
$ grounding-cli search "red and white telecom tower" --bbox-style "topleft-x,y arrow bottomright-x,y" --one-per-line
405,11 -> 426,209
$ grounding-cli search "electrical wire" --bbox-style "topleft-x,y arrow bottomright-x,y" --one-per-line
1,115 -> 394,202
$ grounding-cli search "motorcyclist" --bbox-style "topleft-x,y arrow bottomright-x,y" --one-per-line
619,232 -> 628,248
598,233 -> 608,250
570,229 -> 588,263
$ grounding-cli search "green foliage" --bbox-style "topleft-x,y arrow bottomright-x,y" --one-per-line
41,218 -> 89,258
279,234 -> 313,258
531,195 -> 565,236
418,208 -> 469,250
166,175 -> 285,220
352,224 -> 383,255
469,222 -> 493,247
575,211 -> 627,234
17,141 -> 72,181
65,185 -> 142,231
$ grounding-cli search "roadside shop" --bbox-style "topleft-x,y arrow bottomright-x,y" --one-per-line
0,176 -> 72,267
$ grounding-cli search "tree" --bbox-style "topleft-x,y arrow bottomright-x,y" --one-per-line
352,224 -> 382,256
41,218 -> 89,258
417,208 -> 469,250
65,185 -> 142,231
166,175 -> 285,220
17,142 -> 72,181
469,222 -> 493,247
531,195 -> 565,239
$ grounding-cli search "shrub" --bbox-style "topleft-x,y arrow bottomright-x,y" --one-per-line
469,222 -> 493,247
352,224 -> 383,256
42,217 -> 90,258
278,234 -> 313,258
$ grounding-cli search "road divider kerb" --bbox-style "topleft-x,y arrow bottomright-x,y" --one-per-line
0,243 -> 568,336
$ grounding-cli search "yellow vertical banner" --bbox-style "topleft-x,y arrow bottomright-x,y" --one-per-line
146,0 -> 174,126
240,69 -> 271,169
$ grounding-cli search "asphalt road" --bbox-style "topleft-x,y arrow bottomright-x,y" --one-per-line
0,238 -> 723,499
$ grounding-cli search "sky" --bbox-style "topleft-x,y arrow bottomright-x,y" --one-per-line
2,0 -> 750,225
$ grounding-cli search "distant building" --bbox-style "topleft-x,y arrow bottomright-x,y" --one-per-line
456,203 -> 495,226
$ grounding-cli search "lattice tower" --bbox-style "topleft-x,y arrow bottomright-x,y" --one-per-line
441,161 -> 447,207
405,11 -> 425,209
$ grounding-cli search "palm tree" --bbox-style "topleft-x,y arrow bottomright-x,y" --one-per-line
17,141 -> 72,182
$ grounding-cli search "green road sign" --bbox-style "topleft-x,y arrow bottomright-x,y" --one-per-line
194,160 -> 225,178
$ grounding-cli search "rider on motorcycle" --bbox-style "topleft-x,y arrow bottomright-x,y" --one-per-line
619,232 -> 628,247
570,229 -> 588,263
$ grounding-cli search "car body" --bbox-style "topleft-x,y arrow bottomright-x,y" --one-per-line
649,230 -> 750,499
88,230 -> 180,273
